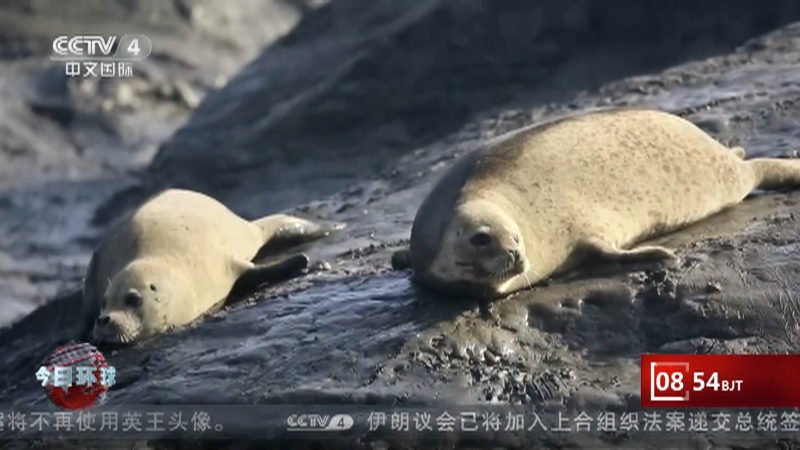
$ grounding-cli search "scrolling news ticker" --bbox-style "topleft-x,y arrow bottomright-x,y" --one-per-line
641,354 -> 800,408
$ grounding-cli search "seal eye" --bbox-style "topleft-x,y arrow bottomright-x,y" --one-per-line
150,284 -> 157,292
469,232 -> 492,248
124,291 -> 143,308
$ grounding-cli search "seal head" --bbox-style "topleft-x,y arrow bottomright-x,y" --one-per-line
93,259 -> 185,344
447,200 -> 526,279
429,200 -> 528,295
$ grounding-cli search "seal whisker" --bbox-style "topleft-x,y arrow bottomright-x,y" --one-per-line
519,268 -> 531,290
117,324 -> 142,344
491,264 -> 510,282
488,266 -> 500,281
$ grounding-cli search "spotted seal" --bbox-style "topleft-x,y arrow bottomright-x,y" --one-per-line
84,188 -> 344,343
392,109 -> 800,298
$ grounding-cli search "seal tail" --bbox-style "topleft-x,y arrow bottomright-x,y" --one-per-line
748,158 -> 800,191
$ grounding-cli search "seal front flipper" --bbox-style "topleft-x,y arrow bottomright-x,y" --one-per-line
391,248 -> 412,270
252,214 -> 346,258
228,253 -> 310,300
580,237 -> 676,265
247,253 -> 310,284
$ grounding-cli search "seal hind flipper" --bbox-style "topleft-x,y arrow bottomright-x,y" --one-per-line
252,214 -> 346,259
748,157 -> 800,191
391,248 -> 412,270
228,253 -> 310,300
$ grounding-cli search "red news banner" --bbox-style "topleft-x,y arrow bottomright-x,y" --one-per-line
641,354 -> 798,408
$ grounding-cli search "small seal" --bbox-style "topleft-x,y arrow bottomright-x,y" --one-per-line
392,109 -> 800,298
83,188 -> 344,344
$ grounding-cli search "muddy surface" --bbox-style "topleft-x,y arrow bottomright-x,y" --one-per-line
3,1 -> 800,449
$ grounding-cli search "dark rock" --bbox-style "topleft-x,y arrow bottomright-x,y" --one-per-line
129,0 -> 800,220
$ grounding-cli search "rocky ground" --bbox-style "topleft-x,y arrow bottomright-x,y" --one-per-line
3,1 -> 800,449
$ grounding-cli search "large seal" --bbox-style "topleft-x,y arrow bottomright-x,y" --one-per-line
83,188 -> 345,344
392,109 -> 800,299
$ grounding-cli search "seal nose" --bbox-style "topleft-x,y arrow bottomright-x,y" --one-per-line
96,315 -> 110,326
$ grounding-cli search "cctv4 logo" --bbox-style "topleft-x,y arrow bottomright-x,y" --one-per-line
52,35 -> 148,59
286,414 -> 354,431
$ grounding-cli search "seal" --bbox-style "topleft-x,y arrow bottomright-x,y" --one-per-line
392,109 -> 800,299
83,188 -> 345,344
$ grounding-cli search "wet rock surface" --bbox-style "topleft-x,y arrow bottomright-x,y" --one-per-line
3,1 -> 800,449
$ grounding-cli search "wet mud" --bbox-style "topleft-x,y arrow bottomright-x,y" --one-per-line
3,2 -> 800,450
